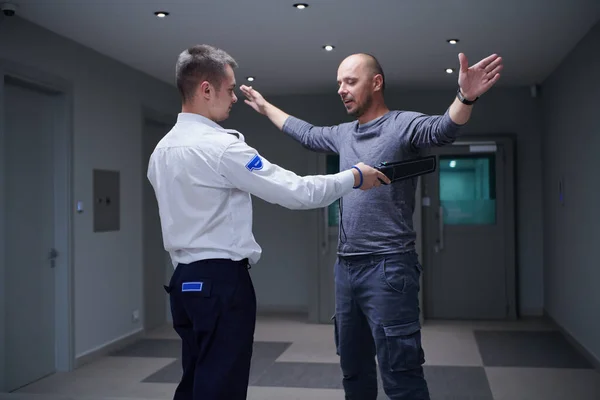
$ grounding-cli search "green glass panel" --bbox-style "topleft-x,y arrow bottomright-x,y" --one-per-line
439,154 -> 496,225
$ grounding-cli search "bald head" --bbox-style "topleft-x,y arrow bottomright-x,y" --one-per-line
339,53 -> 386,93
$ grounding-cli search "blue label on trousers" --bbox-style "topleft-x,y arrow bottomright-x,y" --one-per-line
182,282 -> 203,292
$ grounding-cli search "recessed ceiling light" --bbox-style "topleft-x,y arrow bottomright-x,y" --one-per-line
323,45 -> 334,51
447,39 -> 459,44
293,3 -> 308,9
154,11 -> 169,18
246,76 -> 255,82
446,68 -> 454,74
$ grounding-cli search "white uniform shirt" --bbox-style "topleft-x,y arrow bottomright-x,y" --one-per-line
147,113 -> 355,266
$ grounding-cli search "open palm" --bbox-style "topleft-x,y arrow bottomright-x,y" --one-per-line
240,85 -> 267,114
458,53 -> 503,100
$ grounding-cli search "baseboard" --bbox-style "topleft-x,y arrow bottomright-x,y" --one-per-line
545,310 -> 600,372
74,328 -> 144,369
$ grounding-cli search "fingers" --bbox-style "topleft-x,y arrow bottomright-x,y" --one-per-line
240,85 -> 254,98
377,171 -> 391,185
475,53 -> 500,69
358,169 -> 391,190
483,73 -> 501,89
486,63 -> 503,78
484,56 -> 503,73
458,53 -> 469,73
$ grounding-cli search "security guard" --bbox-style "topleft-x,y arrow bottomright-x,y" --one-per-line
146,44 -> 389,400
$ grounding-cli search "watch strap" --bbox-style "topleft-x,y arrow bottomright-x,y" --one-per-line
457,88 -> 478,105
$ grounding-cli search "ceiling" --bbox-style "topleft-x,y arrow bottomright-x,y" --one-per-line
7,0 -> 600,95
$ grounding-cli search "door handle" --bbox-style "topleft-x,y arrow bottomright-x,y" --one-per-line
48,248 -> 58,268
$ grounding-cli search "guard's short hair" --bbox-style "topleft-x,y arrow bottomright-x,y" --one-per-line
175,44 -> 238,103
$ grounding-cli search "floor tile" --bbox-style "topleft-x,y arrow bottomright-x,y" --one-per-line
252,362 -> 343,389
250,361 -> 493,400
422,329 -> 483,366
248,341 -> 293,384
116,382 -> 177,399
275,339 -> 339,364
110,339 -> 180,358
141,341 -> 292,385
142,360 -> 181,383
144,325 -> 179,340
254,316 -> 333,343
424,317 -> 556,332
247,386 -> 345,400
15,357 -> 174,396
7,317 -> 598,400
424,365 -> 493,400
474,330 -> 594,368
486,366 -> 600,400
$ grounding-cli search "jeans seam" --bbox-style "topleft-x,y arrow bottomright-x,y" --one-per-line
381,258 -> 407,294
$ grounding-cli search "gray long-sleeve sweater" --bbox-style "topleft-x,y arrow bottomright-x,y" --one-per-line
282,109 -> 463,256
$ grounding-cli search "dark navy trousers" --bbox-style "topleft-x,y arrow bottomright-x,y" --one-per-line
333,251 -> 430,400
164,258 -> 256,400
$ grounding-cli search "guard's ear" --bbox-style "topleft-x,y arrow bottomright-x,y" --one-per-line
199,80 -> 211,99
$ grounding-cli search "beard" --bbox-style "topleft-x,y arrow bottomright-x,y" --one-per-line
347,94 -> 373,117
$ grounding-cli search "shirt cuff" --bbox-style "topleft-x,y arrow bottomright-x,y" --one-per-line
337,169 -> 356,191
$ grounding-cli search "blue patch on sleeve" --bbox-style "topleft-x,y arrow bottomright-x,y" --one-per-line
245,154 -> 264,171
182,282 -> 203,292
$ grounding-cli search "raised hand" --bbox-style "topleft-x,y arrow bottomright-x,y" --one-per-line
457,53 -> 503,100
240,85 -> 268,115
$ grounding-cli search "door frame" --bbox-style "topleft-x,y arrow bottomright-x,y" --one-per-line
140,107 -> 176,328
0,59 -> 75,391
308,152 -> 337,324
308,152 -> 325,323
421,135 -> 517,320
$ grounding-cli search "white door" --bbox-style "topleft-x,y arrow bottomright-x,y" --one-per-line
142,119 -> 172,330
422,139 -> 516,320
4,79 -> 57,390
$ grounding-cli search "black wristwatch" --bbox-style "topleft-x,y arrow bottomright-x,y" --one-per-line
456,88 -> 478,105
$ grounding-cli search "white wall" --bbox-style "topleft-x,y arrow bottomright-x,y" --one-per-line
226,85 -> 544,316
540,21 -> 600,364
0,16 -> 179,365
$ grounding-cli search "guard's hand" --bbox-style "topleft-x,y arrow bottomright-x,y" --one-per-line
240,85 -> 267,115
352,162 -> 390,190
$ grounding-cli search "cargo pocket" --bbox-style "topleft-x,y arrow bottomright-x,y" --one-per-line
331,314 -> 340,356
383,320 -> 424,372
180,279 -> 219,333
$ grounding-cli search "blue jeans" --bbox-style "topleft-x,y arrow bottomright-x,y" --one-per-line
333,251 -> 430,400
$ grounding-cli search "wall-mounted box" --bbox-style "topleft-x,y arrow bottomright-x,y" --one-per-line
93,169 -> 120,232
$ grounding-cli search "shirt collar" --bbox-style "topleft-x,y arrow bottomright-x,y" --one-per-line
177,112 -> 223,130
176,112 -> 244,141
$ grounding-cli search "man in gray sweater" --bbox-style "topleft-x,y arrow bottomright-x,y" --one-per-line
240,51 -> 502,399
